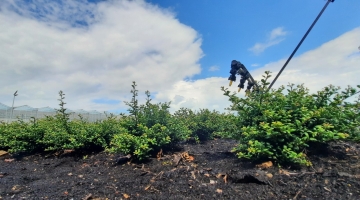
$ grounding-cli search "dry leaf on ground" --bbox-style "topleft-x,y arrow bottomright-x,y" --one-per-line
0,150 -> 8,157
157,149 -> 163,160
256,161 -> 273,169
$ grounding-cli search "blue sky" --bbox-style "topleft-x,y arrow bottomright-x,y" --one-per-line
0,0 -> 359,113
147,0 -> 359,78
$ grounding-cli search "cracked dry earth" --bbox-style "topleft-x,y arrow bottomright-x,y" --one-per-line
1,138 -> 360,200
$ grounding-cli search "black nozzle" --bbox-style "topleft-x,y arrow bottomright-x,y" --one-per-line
228,74 -> 236,82
238,76 -> 246,89
230,68 -> 238,75
247,80 -> 255,90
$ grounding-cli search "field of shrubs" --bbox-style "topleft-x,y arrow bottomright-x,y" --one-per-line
1,72 -> 359,166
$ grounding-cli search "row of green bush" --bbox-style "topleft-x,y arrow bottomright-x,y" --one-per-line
0,82 -> 231,160
0,73 -> 359,166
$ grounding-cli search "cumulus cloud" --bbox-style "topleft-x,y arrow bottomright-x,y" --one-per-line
155,77 -> 233,113
0,0 -> 203,112
208,65 -> 219,71
157,27 -> 360,112
250,27 -> 360,92
249,27 -> 288,55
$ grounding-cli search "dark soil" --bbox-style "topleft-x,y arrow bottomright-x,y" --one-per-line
1,139 -> 360,200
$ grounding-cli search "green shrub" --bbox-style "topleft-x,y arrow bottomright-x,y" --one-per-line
106,127 -> 135,155
0,91 -> 120,153
98,114 -> 124,145
107,123 -> 172,160
38,91 -> 114,151
211,114 -> 239,139
37,116 -> 71,151
166,116 -> 192,143
0,118 -> 44,153
107,82 -> 190,159
222,71 -> 360,166
173,108 -> 233,142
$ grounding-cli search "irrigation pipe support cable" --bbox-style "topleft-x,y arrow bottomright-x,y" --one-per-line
267,0 -> 335,91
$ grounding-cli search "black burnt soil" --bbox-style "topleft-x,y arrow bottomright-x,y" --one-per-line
1,139 -> 360,200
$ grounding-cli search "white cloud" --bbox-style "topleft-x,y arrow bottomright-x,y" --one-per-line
251,63 -> 259,67
249,27 -> 288,55
269,27 -> 287,40
251,27 -> 360,92
157,27 -> 360,112
155,77 -> 234,113
208,65 -> 219,71
0,0 -> 203,112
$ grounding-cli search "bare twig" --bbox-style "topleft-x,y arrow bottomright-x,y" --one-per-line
81,193 -> 92,200
293,184 -> 307,200
280,171 -> 316,176
145,171 -> 164,191
293,189 -> 302,200
152,171 -> 164,180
